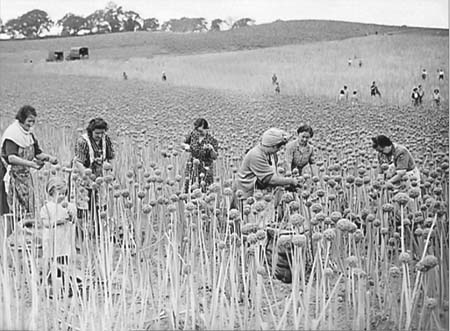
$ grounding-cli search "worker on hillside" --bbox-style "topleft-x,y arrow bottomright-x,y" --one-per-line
370,81 -> 381,98
421,68 -> 427,80
272,73 -> 278,85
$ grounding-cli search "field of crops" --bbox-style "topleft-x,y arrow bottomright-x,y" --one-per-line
0,23 -> 449,331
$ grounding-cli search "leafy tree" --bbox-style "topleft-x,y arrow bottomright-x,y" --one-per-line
85,9 -> 107,32
123,10 -> 142,31
104,7 -> 121,32
161,17 -> 207,33
5,9 -> 53,38
58,13 -> 87,35
231,18 -> 255,29
210,18 -> 223,32
143,18 -> 159,31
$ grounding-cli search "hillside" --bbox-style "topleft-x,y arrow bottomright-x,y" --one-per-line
0,20 -> 445,60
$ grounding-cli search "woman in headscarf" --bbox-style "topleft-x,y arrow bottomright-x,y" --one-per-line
183,118 -> 219,193
72,118 -> 114,219
0,105 -> 57,234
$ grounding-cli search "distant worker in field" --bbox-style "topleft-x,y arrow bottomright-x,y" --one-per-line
438,68 -> 445,80
162,71 -> 167,81
182,118 -> 219,193
359,59 -> 363,67
370,81 -> 381,97
411,87 -> 420,106
338,89 -> 346,103
343,85 -> 349,100
348,58 -> 352,66
421,68 -> 427,80
417,85 -> 424,105
275,82 -> 280,94
351,90 -> 359,105
433,88 -> 441,108
272,73 -> 278,85
123,72 -> 128,80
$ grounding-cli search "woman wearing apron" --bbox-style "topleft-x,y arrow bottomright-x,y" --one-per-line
0,105 -> 58,235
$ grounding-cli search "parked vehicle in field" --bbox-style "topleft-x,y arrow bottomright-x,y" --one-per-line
66,47 -> 89,61
46,50 -> 64,62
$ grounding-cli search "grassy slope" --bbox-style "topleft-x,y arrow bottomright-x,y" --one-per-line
21,33 -> 449,105
0,20 -> 444,60
0,20 -> 447,105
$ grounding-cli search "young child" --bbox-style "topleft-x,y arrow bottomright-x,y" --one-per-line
338,89 -> 346,103
421,68 -> 427,80
438,68 -> 444,81
40,177 -> 77,264
272,73 -> 278,85
275,82 -> 280,94
433,89 -> 441,107
411,87 -> 420,106
351,90 -> 358,105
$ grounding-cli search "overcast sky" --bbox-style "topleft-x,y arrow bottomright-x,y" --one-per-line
0,0 -> 448,28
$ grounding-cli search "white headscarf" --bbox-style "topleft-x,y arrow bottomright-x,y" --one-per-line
0,120 -> 34,149
261,128 -> 289,147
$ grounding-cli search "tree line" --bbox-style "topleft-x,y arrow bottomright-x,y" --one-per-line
0,2 -> 256,39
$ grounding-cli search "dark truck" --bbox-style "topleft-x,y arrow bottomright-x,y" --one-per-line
66,47 -> 89,60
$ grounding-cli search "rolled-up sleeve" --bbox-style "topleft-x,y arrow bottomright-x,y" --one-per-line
395,152 -> 409,171
3,139 -> 19,158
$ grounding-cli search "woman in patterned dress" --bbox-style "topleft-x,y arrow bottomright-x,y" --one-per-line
284,124 -> 317,177
0,105 -> 58,234
72,118 -> 114,220
183,118 -> 219,193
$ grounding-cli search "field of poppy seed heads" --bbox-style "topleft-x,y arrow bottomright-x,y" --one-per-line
0,32 -> 449,331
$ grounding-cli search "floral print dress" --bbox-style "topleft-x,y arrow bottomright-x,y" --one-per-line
184,130 -> 219,193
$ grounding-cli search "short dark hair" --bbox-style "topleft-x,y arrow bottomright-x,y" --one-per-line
297,125 -> 314,138
372,135 -> 392,149
87,118 -> 108,137
16,105 -> 37,123
194,118 -> 209,130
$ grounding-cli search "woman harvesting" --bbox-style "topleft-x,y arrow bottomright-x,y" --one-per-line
183,118 -> 219,193
372,135 -> 420,189
72,118 -> 114,219
0,105 -> 57,234
284,124 -> 317,177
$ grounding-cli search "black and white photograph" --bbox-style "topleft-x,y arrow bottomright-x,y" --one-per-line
0,0 -> 448,330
